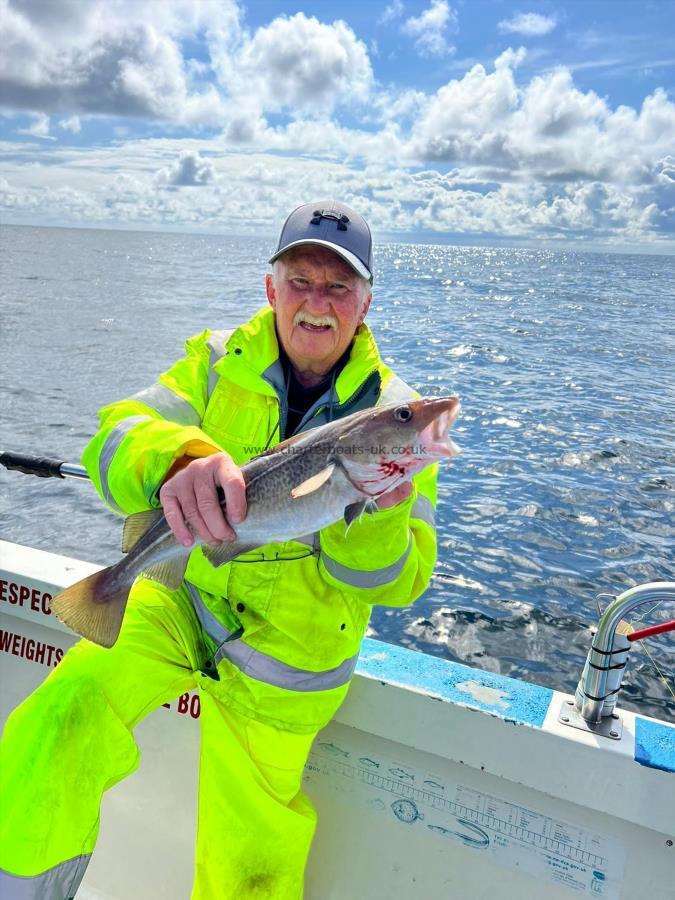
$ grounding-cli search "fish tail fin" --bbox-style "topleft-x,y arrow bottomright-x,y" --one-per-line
50,565 -> 130,648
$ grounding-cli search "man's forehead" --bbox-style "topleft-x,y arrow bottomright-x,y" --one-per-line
280,245 -> 357,278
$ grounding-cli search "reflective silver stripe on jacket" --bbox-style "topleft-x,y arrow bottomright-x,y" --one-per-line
0,855 -> 91,900
186,583 -> 357,692
411,494 -> 436,529
130,382 -> 201,427
378,372 -> 417,405
206,329 -> 233,400
99,415 -> 151,513
321,533 -> 413,589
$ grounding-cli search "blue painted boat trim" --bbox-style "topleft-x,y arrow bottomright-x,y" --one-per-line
357,638 -> 552,728
634,717 -> 675,773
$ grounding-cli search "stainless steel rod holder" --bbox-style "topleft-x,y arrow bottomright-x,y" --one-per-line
575,582 -> 675,724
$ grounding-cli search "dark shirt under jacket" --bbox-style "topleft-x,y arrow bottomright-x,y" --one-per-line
279,344 -> 351,437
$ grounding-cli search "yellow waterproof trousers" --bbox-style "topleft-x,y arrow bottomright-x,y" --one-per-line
0,579 -> 318,899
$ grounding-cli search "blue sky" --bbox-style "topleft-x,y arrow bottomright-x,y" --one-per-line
1,0 -> 674,250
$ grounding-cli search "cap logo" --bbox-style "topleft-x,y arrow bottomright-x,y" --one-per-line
310,209 -> 350,231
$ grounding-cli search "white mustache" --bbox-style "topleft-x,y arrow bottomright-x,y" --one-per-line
293,311 -> 338,330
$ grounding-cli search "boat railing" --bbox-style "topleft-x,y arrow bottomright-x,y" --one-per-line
570,582 -> 675,735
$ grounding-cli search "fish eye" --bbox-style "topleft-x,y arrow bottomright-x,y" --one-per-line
394,406 -> 413,422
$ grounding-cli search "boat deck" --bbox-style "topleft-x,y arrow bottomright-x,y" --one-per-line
1,540 -> 673,899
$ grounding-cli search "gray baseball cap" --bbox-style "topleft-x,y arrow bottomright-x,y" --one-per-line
269,200 -> 373,282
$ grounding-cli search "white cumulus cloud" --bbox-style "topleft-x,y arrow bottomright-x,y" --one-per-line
1,136 -> 673,246
156,151 -> 216,187
409,50 -> 524,165
402,1 -> 457,57
407,49 -> 675,190
379,1 -> 404,25
0,0 -> 239,125
1,5 -> 673,248
498,12 -> 557,37
16,112 -> 52,139
220,13 -> 373,116
58,115 -> 81,134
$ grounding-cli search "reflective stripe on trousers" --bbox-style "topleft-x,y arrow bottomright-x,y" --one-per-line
186,583 -> 359,692
0,854 -> 90,900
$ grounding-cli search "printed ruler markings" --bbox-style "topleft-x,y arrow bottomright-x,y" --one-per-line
345,763 -> 606,868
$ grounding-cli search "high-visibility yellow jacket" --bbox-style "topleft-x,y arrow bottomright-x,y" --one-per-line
83,306 -> 438,732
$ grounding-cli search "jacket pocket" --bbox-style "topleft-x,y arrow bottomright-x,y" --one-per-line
202,378 -> 273,463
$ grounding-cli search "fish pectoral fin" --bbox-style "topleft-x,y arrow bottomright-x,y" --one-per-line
201,541 -> 241,568
122,509 -> 165,553
143,555 -> 189,590
290,464 -> 335,499
343,498 -> 377,528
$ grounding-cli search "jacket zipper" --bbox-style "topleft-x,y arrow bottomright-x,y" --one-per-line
332,369 -> 382,418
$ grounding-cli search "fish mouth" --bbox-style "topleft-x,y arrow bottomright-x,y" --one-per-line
416,397 -> 461,459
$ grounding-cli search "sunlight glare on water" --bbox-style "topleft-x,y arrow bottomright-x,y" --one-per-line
1,226 -> 673,718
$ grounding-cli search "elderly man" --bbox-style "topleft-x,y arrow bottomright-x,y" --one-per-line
0,201 -> 438,899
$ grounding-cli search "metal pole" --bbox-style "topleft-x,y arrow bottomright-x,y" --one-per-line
56,462 -> 90,480
0,451 -> 89,480
575,582 -> 675,723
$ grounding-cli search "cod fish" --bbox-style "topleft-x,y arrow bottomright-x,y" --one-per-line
52,396 -> 460,648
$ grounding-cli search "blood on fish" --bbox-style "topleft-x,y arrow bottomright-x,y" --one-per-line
378,460 -> 407,478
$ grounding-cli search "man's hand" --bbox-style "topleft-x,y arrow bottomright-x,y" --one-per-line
159,453 -> 247,547
376,481 -> 413,510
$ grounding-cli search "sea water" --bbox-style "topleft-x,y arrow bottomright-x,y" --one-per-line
1,224 -> 673,718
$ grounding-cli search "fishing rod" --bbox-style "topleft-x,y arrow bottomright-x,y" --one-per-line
4,449 -> 675,646
0,451 -> 89,481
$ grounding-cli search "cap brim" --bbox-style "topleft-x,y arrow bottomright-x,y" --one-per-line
269,239 -> 372,282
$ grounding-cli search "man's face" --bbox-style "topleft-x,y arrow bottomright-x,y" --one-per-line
266,245 -> 372,382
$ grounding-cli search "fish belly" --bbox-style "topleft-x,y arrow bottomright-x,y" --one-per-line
234,469 -> 362,545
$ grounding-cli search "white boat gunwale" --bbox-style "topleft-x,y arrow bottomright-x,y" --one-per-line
1,539 -> 673,899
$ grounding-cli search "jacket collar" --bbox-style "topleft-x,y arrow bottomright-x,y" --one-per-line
218,306 -> 382,405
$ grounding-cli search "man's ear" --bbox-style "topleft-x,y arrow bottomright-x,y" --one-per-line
358,291 -> 372,325
265,273 -> 276,309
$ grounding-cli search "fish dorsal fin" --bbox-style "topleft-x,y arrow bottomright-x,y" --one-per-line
290,464 -> 335,499
121,509 -> 165,553
257,431 -> 307,459
143,556 -> 189,591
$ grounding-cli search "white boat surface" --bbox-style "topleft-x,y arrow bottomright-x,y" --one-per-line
0,538 -> 673,899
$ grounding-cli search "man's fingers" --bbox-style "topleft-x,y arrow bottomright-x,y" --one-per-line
160,491 -> 194,547
214,460 -> 247,526
160,453 -> 245,546
194,477 -> 236,542
182,495 -> 222,544
161,477 -> 221,546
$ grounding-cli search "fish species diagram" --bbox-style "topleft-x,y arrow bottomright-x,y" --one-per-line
305,741 -> 624,899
